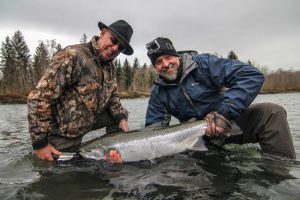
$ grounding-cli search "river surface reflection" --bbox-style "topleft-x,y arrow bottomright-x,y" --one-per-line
0,93 -> 299,199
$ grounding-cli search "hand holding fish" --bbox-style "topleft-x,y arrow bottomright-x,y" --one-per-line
34,144 -> 62,161
104,149 -> 123,163
205,112 -> 231,138
119,119 -> 129,132
100,119 -> 127,163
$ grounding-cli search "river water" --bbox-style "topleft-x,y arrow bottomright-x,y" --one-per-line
0,93 -> 299,200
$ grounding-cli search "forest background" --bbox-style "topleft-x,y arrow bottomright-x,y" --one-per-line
0,31 -> 299,103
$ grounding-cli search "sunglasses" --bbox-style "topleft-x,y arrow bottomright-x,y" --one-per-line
110,35 -> 125,53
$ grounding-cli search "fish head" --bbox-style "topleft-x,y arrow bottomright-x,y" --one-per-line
79,148 -> 106,161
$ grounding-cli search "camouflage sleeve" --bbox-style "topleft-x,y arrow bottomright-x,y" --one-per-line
107,86 -> 128,121
27,48 -> 76,150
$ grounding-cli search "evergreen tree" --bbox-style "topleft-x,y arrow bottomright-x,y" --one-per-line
0,74 -> 2,92
227,50 -> 238,60
142,63 -> 147,69
55,43 -> 62,55
113,58 -> 118,69
131,57 -> 140,85
247,60 -> 253,66
80,33 -> 88,43
123,58 -> 132,90
119,65 -> 127,91
114,59 -> 122,84
11,30 -> 31,93
33,41 -> 50,84
0,36 -> 15,93
132,57 -> 140,69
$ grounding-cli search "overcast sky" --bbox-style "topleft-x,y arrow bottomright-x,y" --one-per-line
1,0 -> 299,71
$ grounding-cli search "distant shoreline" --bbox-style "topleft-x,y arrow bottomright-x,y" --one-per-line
1,91 -> 300,104
0,91 -> 150,104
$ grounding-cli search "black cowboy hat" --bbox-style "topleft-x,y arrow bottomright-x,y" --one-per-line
98,20 -> 134,55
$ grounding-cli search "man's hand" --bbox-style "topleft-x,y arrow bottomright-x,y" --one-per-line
102,120 -> 127,164
108,149 -> 122,163
205,112 -> 231,138
119,119 -> 129,132
34,144 -> 62,161
103,149 -> 122,163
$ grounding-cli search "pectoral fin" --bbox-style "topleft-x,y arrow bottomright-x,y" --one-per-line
188,136 -> 208,151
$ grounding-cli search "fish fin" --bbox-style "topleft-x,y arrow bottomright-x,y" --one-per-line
188,137 -> 208,151
230,122 -> 243,135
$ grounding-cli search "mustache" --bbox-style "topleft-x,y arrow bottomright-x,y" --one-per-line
162,64 -> 175,73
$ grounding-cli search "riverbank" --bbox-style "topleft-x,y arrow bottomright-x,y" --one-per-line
0,94 -> 28,104
0,91 -> 150,104
2,90 -> 300,104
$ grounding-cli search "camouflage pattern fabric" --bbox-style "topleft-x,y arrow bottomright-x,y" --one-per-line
27,36 -> 128,150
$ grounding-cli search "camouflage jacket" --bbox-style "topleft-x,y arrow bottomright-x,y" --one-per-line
27,36 -> 128,150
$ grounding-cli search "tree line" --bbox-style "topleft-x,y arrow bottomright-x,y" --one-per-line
0,30 -> 156,98
0,30 -> 62,95
227,50 -> 300,93
0,31 -> 299,101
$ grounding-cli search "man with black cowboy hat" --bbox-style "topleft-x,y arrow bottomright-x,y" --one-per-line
144,37 -> 296,159
28,20 -> 134,162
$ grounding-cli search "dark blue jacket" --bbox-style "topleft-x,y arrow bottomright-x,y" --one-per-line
145,52 -> 265,127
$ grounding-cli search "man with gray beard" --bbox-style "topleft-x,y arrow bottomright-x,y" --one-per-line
145,37 -> 296,159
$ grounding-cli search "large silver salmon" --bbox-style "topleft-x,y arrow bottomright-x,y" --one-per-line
79,120 -> 209,162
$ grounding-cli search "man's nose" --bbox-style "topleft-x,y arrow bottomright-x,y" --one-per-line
161,59 -> 169,67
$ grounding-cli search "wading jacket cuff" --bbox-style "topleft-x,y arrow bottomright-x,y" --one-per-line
119,118 -> 128,122
32,137 -> 48,150
115,113 -> 128,122
217,106 -> 231,121
145,122 -> 162,128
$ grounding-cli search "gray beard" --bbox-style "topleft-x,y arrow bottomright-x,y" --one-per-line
162,70 -> 178,81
